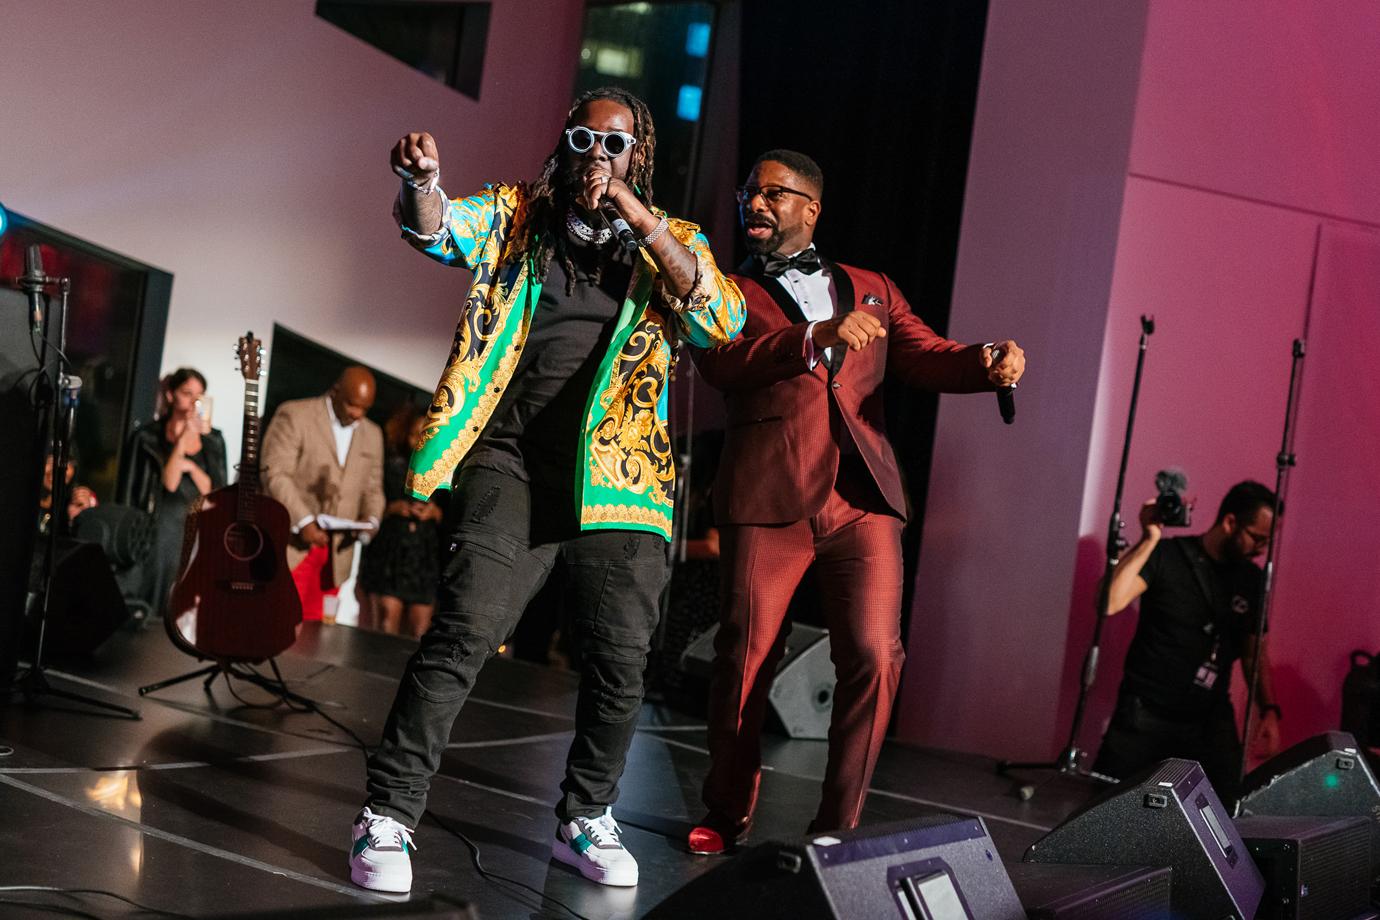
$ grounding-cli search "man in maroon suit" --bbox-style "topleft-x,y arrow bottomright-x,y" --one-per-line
688,150 -> 1026,853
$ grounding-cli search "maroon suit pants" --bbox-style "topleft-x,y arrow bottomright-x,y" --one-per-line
702,461 -> 905,835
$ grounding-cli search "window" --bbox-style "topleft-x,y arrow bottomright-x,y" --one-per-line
575,1 -> 718,215
316,1 -> 491,99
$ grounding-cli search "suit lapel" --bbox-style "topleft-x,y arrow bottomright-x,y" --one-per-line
823,258 -> 854,379
318,398 -> 348,469
738,257 -> 811,326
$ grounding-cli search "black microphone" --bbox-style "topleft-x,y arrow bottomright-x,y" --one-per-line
990,344 -> 1016,425
19,244 -> 49,334
599,203 -> 640,252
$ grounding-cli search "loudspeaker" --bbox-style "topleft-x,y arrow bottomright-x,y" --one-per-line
680,621 -> 836,739
1238,731 -> 1380,893
1025,758 -> 1265,920
32,539 -> 130,655
646,812 -> 1025,919
71,503 -> 155,569
1235,815 -> 1372,920
1007,863 -> 1172,919
0,286 -> 46,684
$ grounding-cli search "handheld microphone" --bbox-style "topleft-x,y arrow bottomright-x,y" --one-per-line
599,203 -> 640,252
19,244 -> 49,334
990,344 -> 1016,425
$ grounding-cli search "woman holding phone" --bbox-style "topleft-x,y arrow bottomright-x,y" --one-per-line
118,367 -> 227,618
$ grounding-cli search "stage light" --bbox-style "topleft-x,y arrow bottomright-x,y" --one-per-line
0,201 -> 8,239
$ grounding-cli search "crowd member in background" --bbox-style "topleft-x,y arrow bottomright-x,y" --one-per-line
117,367 -> 227,617
1094,480 -> 1282,802
38,451 -> 99,534
262,366 -> 385,623
358,403 -> 441,638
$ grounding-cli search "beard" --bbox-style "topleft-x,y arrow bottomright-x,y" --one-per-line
742,214 -> 793,254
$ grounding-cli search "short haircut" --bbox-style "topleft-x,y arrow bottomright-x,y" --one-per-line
1215,480 -> 1280,525
753,149 -> 824,198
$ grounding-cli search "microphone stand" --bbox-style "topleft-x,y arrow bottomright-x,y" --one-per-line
998,315 -> 1155,794
8,275 -> 139,719
1236,338 -> 1304,793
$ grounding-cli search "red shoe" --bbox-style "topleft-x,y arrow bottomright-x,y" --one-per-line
687,824 -> 728,855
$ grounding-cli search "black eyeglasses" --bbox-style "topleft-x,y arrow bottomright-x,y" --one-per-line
565,126 -> 637,157
1242,526 -> 1272,546
735,184 -> 814,205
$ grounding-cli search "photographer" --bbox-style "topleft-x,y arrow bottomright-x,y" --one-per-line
1093,479 -> 1282,801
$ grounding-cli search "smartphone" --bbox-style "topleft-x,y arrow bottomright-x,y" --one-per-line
194,396 -> 214,432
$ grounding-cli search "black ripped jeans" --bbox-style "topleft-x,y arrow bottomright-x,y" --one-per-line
364,467 -> 669,826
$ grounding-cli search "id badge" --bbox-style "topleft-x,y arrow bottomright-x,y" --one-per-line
1194,657 -> 1220,690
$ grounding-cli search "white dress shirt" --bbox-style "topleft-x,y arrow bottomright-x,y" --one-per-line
326,395 -> 358,466
772,245 -> 837,367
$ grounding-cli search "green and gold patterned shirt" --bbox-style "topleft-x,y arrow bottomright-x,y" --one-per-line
401,183 -> 745,541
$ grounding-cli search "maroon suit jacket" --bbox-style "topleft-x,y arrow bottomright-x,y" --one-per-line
695,259 -> 991,525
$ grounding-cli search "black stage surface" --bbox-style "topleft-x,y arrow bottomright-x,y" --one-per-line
0,622 -> 1102,919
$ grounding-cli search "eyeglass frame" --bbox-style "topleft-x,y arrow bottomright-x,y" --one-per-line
735,184 -> 816,206
564,126 -> 637,157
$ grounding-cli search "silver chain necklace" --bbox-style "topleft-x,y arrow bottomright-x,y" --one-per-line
566,209 -> 612,246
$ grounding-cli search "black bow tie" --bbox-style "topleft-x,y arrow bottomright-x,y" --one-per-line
758,248 -> 822,277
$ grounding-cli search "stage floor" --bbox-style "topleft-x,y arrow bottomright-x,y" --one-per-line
1,621 -> 1102,919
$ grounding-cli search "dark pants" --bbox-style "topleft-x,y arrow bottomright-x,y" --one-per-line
1093,690 -> 1245,803
365,467 -> 669,826
703,462 -> 906,836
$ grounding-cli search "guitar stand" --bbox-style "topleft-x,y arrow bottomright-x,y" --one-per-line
139,658 -> 319,710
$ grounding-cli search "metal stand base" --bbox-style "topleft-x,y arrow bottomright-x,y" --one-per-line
138,658 -> 319,710
8,665 -> 140,720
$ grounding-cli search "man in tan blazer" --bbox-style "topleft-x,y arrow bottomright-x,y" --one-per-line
262,366 -> 386,620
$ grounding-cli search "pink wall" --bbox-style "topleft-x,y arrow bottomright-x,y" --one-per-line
906,0 -> 1380,763
0,0 -> 585,457
897,0 -> 1149,758
1079,2 -> 1380,759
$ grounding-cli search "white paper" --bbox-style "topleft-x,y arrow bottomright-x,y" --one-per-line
316,513 -> 373,532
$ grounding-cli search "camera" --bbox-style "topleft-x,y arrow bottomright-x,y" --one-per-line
1154,468 -> 1191,527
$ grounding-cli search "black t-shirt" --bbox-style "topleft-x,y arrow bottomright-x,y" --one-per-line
462,243 -> 632,503
1119,535 -> 1266,714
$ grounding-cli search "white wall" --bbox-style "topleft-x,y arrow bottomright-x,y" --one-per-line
0,0 -> 585,458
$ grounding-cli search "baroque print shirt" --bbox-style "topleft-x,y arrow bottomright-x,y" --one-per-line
399,183 -> 745,540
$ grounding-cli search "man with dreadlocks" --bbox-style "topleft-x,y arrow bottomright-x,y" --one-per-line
348,88 -> 744,893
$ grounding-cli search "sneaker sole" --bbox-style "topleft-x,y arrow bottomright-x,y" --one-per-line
551,839 -> 639,887
350,862 -> 412,893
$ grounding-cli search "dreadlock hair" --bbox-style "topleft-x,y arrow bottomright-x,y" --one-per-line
506,86 -> 658,293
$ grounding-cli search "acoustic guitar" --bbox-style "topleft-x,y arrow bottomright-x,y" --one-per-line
166,332 -> 302,661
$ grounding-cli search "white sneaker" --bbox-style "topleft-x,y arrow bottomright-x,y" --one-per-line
552,808 -> 639,887
349,807 -> 416,893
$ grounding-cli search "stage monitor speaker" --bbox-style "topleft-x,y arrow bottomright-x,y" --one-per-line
1006,862 -> 1172,919
645,812 -> 1025,920
210,894 -> 477,918
680,621 -> 835,740
1235,815 -> 1371,920
0,285 -> 45,684
34,539 -> 130,656
1024,758 -> 1265,920
1237,731 -> 1380,892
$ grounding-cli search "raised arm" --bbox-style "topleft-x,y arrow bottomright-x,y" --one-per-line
390,131 -> 505,270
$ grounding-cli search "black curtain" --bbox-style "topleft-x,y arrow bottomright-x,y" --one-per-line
736,0 -> 989,650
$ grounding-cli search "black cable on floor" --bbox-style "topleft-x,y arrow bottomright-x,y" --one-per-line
245,664 -> 595,920
0,885 -> 192,918
425,811 -> 596,920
